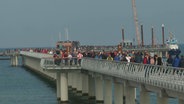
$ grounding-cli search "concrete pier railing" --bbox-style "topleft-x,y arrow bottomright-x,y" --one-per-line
41,57 -> 81,71
20,51 -> 56,80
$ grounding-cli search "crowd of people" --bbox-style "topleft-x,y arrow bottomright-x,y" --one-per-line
75,50 -> 184,68
53,49 -> 83,66
24,48 -> 184,68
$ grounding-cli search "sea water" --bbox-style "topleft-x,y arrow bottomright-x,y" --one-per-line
0,59 -> 94,104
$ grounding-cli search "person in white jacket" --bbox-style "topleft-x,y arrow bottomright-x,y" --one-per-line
126,54 -> 131,62
68,53 -> 73,65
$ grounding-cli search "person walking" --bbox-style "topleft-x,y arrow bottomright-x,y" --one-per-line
77,52 -> 83,66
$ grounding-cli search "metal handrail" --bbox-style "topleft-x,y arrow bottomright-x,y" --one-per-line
82,58 -> 184,93
41,57 -> 80,69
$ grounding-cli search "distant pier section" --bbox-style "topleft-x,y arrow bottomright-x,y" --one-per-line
0,49 -> 19,60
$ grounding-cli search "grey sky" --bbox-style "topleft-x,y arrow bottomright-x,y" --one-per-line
0,0 -> 183,48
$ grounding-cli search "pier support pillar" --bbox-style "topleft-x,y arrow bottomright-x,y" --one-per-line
72,73 -> 77,92
76,72 -> 82,95
88,75 -> 95,99
56,73 -> 61,100
140,85 -> 150,104
68,73 -> 72,90
179,99 -> 184,104
11,55 -> 18,66
104,79 -> 112,104
114,82 -> 123,104
124,82 -> 136,104
22,57 -> 25,66
157,94 -> 168,104
82,73 -> 89,97
60,73 -> 68,103
95,76 -> 104,103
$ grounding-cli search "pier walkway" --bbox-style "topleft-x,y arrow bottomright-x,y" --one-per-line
19,51 -> 184,104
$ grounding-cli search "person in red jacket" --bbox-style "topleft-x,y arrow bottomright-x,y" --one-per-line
143,54 -> 149,64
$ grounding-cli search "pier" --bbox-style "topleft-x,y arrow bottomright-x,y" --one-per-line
18,50 -> 184,104
0,57 -> 10,60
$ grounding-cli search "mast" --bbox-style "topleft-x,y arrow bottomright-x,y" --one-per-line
162,24 -> 165,45
65,28 -> 69,41
132,0 -> 141,46
141,24 -> 144,46
122,27 -> 125,47
59,32 -> 61,41
151,26 -> 154,47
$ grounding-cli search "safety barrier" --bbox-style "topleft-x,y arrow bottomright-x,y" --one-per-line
82,58 -> 184,93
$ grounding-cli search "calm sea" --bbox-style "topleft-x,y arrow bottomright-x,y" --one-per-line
0,60 -> 94,104
0,44 -> 183,104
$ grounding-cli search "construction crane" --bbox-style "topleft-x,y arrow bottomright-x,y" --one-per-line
131,0 -> 141,46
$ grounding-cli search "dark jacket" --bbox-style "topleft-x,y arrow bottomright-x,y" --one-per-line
180,58 -> 184,68
172,57 -> 180,67
157,57 -> 162,65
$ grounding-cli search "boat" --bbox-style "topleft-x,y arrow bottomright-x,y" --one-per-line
56,40 -> 80,52
166,32 -> 181,55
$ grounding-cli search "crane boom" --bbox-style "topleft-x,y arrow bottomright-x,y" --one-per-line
132,0 -> 141,46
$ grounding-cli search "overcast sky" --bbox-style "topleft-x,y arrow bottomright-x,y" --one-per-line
0,0 -> 183,48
